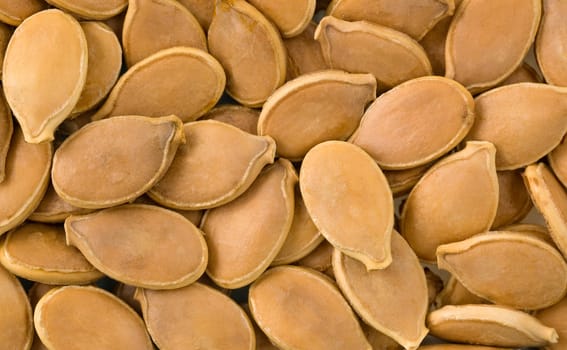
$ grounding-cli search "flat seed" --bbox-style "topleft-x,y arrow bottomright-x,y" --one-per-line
258,70 -> 376,160
491,170 -> 532,229
0,222 -> 102,285
34,286 -> 153,349
436,276 -> 488,307
424,268 -> 444,307
65,204 -> 208,289
208,0 -> 286,107
177,0 -> 214,30
383,163 -> 431,198
248,0 -> 315,38
548,136 -> 567,187
249,266 -> 371,350
0,265 -> 33,349
29,184 -> 92,224
445,0 -> 541,93
28,283 -> 58,309
272,187 -> 323,265
400,141 -> 498,262
326,0 -> 454,40
315,16 -> 432,92
284,22 -> 328,80
201,159 -> 297,289
536,0 -> 567,87
0,127 -> 52,236
427,304 -> 558,347
52,115 -> 184,209
301,141 -> 393,269
149,120 -> 276,210
0,89 -> 12,183
200,104 -> 260,135
3,9 -> 88,143
0,23 -> 12,80
501,223 -> 551,242
536,296 -> 567,350
437,232 -> 567,310
362,324 -> 402,350
134,194 -> 203,226
44,0 -> 127,20
419,345 -> 515,350
123,0 -> 207,67
523,163 -> 567,259
498,62 -> 542,86
333,232 -> 429,349
135,283 -> 255,350
296,239 -> 333,272
92,47 -> 225,122
0,0 -> 48,26
114,283 -> 141,314
350,76 -> 474,169
72,22 -> 122,115
464,83 -> 567,170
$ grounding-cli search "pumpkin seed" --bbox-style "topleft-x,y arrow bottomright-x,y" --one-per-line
248,0 -> 316,38
536,295 -> 567,350
45,0 -> 127,20
200,104 -> 260,135
536,0 -> 567,87
0,0 -> 47,26
0,265 -> 33,349
491,170 -> 533,229
284,22 -> 328,80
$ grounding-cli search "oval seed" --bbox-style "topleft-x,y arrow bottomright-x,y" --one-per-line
0,23 -> 12,80
326,0 -> 454,40
72,22 -> 122,115
445,0 -> 541,93
301,141 -> 393,270
536,0 -> 567,87
134,194 -> 203,226
418,5 -> 457,76
52,115 -> 184,209
92,47 -> 225,122
272,187 -> 323,265
28,283 -> 58,310
383,163 -> 431,197
3,9 -> 88,143
536,296 -> 567,350
548,136 -> 567,188
0,127 -> 52,236
0,223 -> 102,284
424,268 -> 444,307
350,76 -> 474,169
123,0 -> 206,67
114,283 -> 141,314
65,204 -> 208,289
0,89 -> 12,183
200,104 -> 260,135
208,0 -> 286,107
249,266 -> 371,350
29,184 -> 92,224
0,0 -> 47,26
498,62 -> 542,86
135,283 -> 255,350
259,70 -> 375,160
363,324 -> 402,350
44,0 -> 127,20
0,265 -> 33,349
437,232 -> 567,310
149,120 -> 276,210
436,276 -> 487,307
400,141 -> 498,262
523,163 -> 567,259
420,345 -> 517,350
464,83 -> 567,170
248,0 -> 315,38
177,0 -> 214,30
201,159 -> 297,289
333,232 -> 429,349
284,22 -> 328,80
427,304 -> 558,347
297,239 -> 333,272
315,16 -> 432,92
491,170 -> 532,229
34,286 -> 153,350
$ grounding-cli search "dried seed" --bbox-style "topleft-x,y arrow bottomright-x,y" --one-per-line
436,275 -> 487,307
0,89 -> 12,183
284,22 -> 328,80
177,0 -> 214,30
29,184 -> 92,224
491,170 -> 533,229
536,0 -> 567,87
536,295 -> 567,350
0,265 -> 33,349
200,104 -> 260,135
44,0 -> 127,20
248,0 -> 316,38
0,0 -> 48,26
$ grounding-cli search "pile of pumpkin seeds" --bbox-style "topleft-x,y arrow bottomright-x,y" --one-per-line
1,0 -> 567,349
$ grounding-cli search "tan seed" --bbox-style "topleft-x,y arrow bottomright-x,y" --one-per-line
536,0 -> 567,87
548,136 -> 567,188
0,23 -> 12,80
0,0 -> 48,26
177,0 -> 214,30
29,183 -> 92,224
44,0 -> 127,20
0,89 -> 12,183
0,265 -> 33,349
436,276 -> 488,307
200,104 -> 260,135
383,163 -> 431,198
419,345 -> 515,350
248,0 -> 316,38
491,170 -> 532,229
296,239 -> 334,272
536,295 -> 567,350
498,62 -> 542,86
284,22 -> 328,80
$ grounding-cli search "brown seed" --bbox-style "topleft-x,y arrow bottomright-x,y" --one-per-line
300,141 -> 394,270
0,0 -> 48,26
436,275 -> 487,307
122,0 -> 207,67
464,84 -> 567,170
28,283 -> 58,309
362,324 -> 402,350
436,232 -> 567,310
0,265 -> 33,349
248,0 -> 316,38
200,104 -> 260,135
333,232 -> 429,349
34,286 -> 153,349
258,70 -> 376,160
208,0 -> 287,107
201,159 -> 297,289
0,222 -> 102,285
424,267 -> 444,307
401,141 -> 498,262
149,120 -> 276,210
315,16 -> 432,92
548,136 -> 567,188
445,0 -> 541,93
3,9 -> 88,143
284,22 -> 328,80
350,76 -> 474,169
0,22 -> 12,80
135,283 -> 255,350
383,163 -> 431,198
419,345 -> 516,350
0,89 -> 12,183
326,0 -> 455,40
44,0 -> 127,20
498,62 -> 542,86
177,0 -> 214,30
427,304 -> 558,347
52,115 -> 185,209
296,239 -> 334,272
0,127 -> 52,236
536,0 -> 567,87
29,183 -> 92,224
113,283 -> 141,314
536,295 -> 567,350
249,266 -> 372,350
65,204 -> 208,289
491,170 -> 532,229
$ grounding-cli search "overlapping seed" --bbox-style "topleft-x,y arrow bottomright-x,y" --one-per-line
177,0 -> 214,30
0,264 -> 33,349
248,0 -> 316,38
491,170 -> 533,228
0,0 -> 47,26
200,104 -> 260,135
536,0 -> 567,87
284,22 -> 328,80
0,89 -> 12,183
45,0 -> 127,20
28,184 -> 92,223
536,295 -> 567,350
